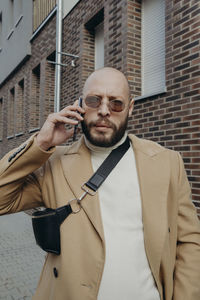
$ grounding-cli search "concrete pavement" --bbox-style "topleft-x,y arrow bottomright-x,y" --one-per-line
0,212 -> 46,300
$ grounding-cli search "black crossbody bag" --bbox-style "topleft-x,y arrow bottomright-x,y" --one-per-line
32,137 -> 130,255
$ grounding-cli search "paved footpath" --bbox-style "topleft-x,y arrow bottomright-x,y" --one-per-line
0,212 -> 46,300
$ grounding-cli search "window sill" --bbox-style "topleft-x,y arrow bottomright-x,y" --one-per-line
29,128 -> 40,133
7,135 -> 15,140
135,88 -> 167,102
15,132 -> 24,137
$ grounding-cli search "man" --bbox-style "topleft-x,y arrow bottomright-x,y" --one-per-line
0,67 -> 200,300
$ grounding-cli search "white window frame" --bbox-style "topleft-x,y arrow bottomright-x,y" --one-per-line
135,0 -> 166,101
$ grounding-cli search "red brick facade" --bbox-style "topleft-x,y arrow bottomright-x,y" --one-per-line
0,0 -> 199,215
131,0 -> 200,215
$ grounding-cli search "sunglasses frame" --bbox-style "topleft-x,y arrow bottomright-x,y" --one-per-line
84,95 -> 125,112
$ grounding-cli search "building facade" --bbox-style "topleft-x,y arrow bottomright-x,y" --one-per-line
0,0 -> 199,216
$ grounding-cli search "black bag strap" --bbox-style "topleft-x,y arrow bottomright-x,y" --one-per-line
85,136 -> 130,192
56,136 -> 130,224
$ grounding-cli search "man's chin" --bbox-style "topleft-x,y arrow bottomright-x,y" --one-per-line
91,128 -> 112,139
87,132 -> 115,147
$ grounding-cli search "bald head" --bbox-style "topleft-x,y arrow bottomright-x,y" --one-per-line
83,67 -> 130,101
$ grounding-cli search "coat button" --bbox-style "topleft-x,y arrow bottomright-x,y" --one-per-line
53,267 -> 58,278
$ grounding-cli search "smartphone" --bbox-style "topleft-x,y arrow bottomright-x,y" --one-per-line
73,97 -> 82,142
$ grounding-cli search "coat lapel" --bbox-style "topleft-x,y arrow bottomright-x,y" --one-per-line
129,135 -> 170,289
60,137 -> 105,242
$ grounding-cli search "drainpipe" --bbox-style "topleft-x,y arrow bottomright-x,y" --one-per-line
54,0 -> 63,112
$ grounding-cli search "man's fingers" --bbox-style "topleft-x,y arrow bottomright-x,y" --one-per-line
61,105 -> 85,115
48,107 -> 84,123
73,99 -> 79,106
37,102 -> 84,149
48,114 -> 79,125
59,110 -> 84,121
65,128 -> 75,139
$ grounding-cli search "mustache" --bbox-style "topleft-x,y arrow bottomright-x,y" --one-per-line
86,118 -> 116,129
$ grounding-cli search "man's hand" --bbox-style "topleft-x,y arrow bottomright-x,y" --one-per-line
36,102 -> 85,151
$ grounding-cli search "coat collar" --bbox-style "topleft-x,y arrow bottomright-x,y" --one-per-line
63,134 -> 165,157
61,134 -> 170,291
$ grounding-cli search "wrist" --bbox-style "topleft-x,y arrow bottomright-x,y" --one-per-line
36,135 -> 52,151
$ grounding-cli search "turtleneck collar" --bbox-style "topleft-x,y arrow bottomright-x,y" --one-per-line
84,132 -> 128,153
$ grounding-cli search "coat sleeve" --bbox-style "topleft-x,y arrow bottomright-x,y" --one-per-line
0,135 -> 55,214
173,152 -> 200,300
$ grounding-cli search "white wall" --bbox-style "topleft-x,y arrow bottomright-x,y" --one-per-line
0,0 -> 32,85
62,0 -> 80,18
0,0 -> 83,85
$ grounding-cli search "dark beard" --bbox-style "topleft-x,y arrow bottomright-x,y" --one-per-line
81,115 -> 128,147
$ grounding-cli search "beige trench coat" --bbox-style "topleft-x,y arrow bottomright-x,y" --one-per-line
0,134 -> 200,300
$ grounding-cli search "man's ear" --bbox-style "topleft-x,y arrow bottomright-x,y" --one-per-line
128,99 -> 134,117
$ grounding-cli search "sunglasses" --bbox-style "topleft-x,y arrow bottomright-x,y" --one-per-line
84,95 -> 125,112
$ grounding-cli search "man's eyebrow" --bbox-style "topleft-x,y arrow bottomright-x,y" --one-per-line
109,96 -> 124,100
86,94 -> 101,97
86,93 -> 125,100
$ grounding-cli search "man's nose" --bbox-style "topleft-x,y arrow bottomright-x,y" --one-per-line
97,99 -> 111,117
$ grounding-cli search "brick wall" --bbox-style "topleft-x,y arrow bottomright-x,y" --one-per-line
44,52 -> 55,120
15,79 -> 24,134
61,0 -> 142,103
7,88 -> 15,138
130,0 -> 200,215
61,0 -> 200,214
30,64 -> 40,130
61,0 -> 104,107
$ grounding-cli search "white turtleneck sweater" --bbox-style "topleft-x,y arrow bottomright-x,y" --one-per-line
84,133 -> 160,300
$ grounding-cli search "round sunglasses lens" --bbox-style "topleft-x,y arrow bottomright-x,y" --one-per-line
110,100 -> 124,112
85,96 -> 100,108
